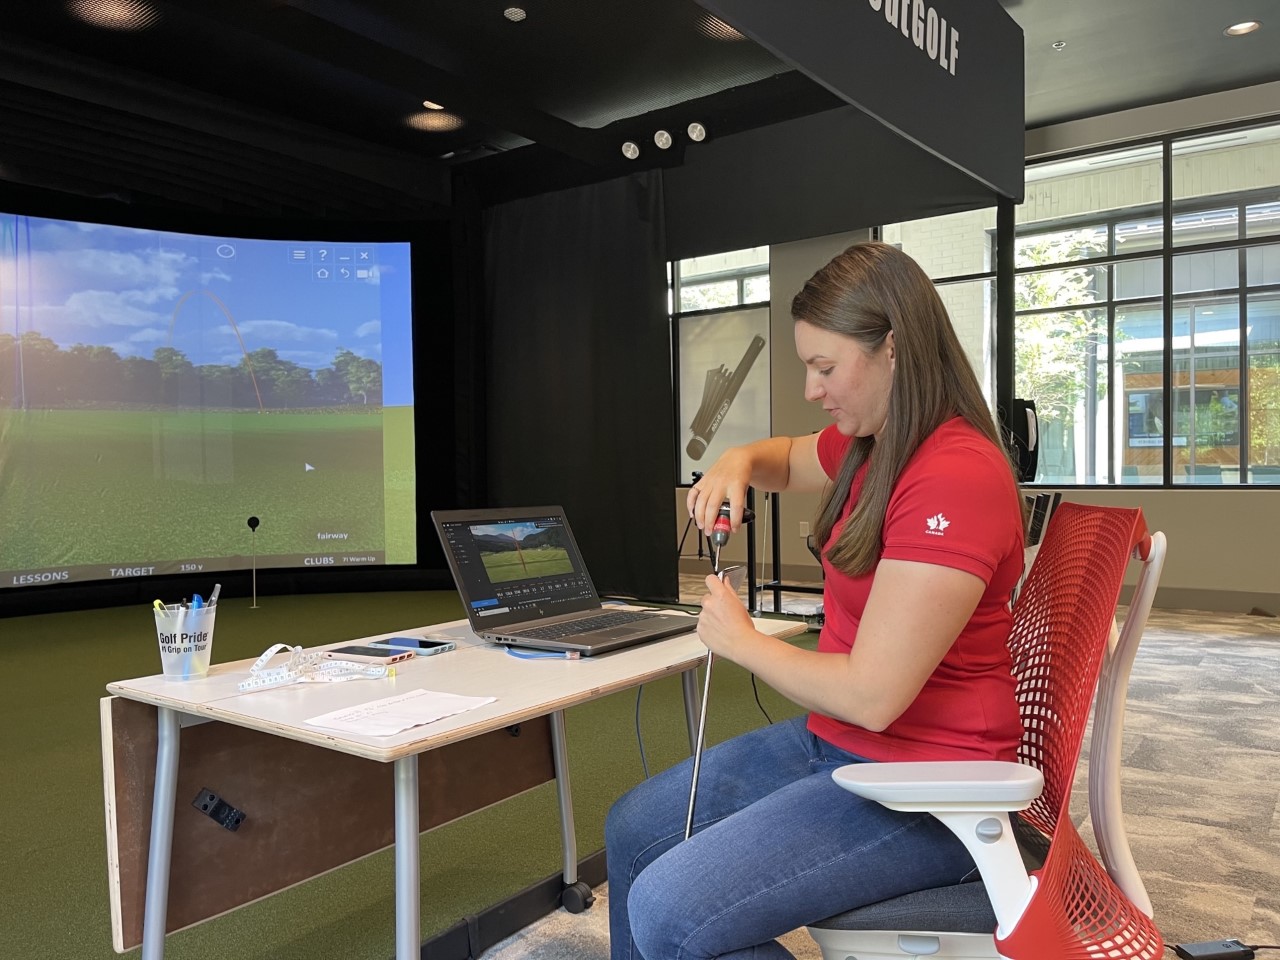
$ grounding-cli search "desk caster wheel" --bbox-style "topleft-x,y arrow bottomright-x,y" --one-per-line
561,881 -> 595,913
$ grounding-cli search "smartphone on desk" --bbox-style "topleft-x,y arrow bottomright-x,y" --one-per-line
321,644 -> 416,665
368,636 -> 456,657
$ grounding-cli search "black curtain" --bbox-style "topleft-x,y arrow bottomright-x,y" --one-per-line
482,172 -> 677,601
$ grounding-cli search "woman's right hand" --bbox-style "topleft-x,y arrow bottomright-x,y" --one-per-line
686,447 -> 753,536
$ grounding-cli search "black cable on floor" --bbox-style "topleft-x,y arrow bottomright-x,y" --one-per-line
750,673 -> 773,725
634,685 -> 650,779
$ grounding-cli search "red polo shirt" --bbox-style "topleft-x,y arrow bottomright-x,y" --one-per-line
806,418 -> 1025,761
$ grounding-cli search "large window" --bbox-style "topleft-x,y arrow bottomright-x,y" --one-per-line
1015,121 -> 1280,485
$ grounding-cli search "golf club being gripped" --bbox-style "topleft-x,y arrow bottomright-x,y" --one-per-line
685,504 -> 746,840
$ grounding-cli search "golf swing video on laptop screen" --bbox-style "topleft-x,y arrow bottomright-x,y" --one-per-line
432,506 -> 695,655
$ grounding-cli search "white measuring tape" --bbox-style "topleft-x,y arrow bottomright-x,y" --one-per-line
237,643 -> 396,692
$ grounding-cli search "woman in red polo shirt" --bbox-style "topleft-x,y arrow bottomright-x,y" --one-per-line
606,241 -> 1025,960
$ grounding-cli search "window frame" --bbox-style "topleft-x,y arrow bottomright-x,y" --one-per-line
1012,120 -> 1280,488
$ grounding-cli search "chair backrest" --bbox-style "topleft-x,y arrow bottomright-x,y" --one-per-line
998,502 -> 1164,959
1007,501 -> 1144,836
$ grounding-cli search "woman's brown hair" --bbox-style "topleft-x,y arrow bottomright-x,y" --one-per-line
792,241 -> 1019,576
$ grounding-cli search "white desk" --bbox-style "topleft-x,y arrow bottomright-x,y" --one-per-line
105,614 -> 804,960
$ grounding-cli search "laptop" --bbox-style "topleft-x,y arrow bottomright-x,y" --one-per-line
431,506 -> 697,655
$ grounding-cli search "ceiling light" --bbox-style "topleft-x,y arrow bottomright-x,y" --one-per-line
421,100 -> 444,111
66,0 -> 161,31
1051,40 -> 1067,51
654,130 -> 673,150
503,7 -> 527,22
1224,20 -> 1261,36
696,14 -> 745,41
687,122 -> 707,142
405,111 -> 465,132
621,141 -> 640,160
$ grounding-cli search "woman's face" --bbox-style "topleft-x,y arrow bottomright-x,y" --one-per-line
794,320 -> 895,440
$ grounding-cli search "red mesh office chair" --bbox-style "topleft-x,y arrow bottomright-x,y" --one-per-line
808,502 -> 1167,960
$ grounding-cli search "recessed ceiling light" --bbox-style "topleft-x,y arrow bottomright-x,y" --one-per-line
697,14 -> 745,41
503,7 -> 527,22
1224,20 -> 1261,36
66,0 -> 161,31
422,100 -> 445,110
1051,40 -> 1067,51
405,111 -> 465,132
654,130 -> 672,150
687,123 -> 707,142
621,141 -> 640,160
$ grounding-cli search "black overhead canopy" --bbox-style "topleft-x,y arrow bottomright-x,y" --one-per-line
2,0 -> 1020,228
3,1 -> 1275,224
699,0 -> 1025,200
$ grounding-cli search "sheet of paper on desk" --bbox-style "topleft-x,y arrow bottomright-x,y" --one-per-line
304,688 -> 497,737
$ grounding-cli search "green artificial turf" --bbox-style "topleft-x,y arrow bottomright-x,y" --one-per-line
0,408 -> 399,569
0,591 -> 814,960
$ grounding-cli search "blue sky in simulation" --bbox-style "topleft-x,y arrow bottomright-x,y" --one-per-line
471,523 -> 547,542
7,214 -> 414,405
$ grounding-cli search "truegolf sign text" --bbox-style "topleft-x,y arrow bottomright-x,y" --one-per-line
867,0 -> 960,76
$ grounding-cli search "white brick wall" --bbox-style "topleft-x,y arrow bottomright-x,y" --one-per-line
884,209 -> 998,398
1019,138 -> 1280,226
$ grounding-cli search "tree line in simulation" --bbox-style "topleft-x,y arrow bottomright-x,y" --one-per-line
0,333 -> 383,409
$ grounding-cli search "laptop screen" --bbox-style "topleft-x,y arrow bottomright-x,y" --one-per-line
432,507 -> 602,630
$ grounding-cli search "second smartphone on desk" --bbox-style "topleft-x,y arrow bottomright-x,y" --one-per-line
368,636 -> 457,657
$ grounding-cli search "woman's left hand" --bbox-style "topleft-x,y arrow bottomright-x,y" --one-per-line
697,572 -> 756,660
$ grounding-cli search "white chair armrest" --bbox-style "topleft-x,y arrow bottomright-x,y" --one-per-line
830,761 -> 1045,937
831,760 -> 1043,812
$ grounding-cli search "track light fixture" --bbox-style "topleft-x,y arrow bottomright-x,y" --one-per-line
622,124 -> 707,161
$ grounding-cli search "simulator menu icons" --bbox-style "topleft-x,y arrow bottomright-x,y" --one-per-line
290,244 -> 377,281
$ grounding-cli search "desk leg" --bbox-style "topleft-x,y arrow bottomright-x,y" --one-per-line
550,710 -> 577,885
141,707 -> 180,960
550,710 -> 595,912
681,668 -> 700,755
393,756 -> 420,960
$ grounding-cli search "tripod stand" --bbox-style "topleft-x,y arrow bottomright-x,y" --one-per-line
677,471 -> 715,563
677,511 -> 716,562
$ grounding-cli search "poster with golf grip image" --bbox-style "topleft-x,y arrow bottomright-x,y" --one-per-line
677,306 -> 771,483
687,334 -> 766,459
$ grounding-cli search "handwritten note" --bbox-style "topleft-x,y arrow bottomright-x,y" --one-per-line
305,688 -> 496,737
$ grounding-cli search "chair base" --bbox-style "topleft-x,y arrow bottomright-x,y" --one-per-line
807,927 -> 1003,960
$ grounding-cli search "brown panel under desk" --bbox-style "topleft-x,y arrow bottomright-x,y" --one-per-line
102,697 -> 556,952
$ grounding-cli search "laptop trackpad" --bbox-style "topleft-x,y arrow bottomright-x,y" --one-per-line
592,626 -> 654,640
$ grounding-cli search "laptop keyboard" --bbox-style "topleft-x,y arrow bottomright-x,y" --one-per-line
517,610 -> 665,640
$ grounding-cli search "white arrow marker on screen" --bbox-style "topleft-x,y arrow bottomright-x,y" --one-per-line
305,463 -> 315,472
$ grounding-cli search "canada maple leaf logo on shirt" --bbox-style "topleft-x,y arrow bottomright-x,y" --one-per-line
925,513 -> 951,535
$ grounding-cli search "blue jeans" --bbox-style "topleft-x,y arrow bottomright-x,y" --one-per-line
604,715 -> 977,960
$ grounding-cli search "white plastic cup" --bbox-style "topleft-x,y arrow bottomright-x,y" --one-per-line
154,605 -> 217,680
